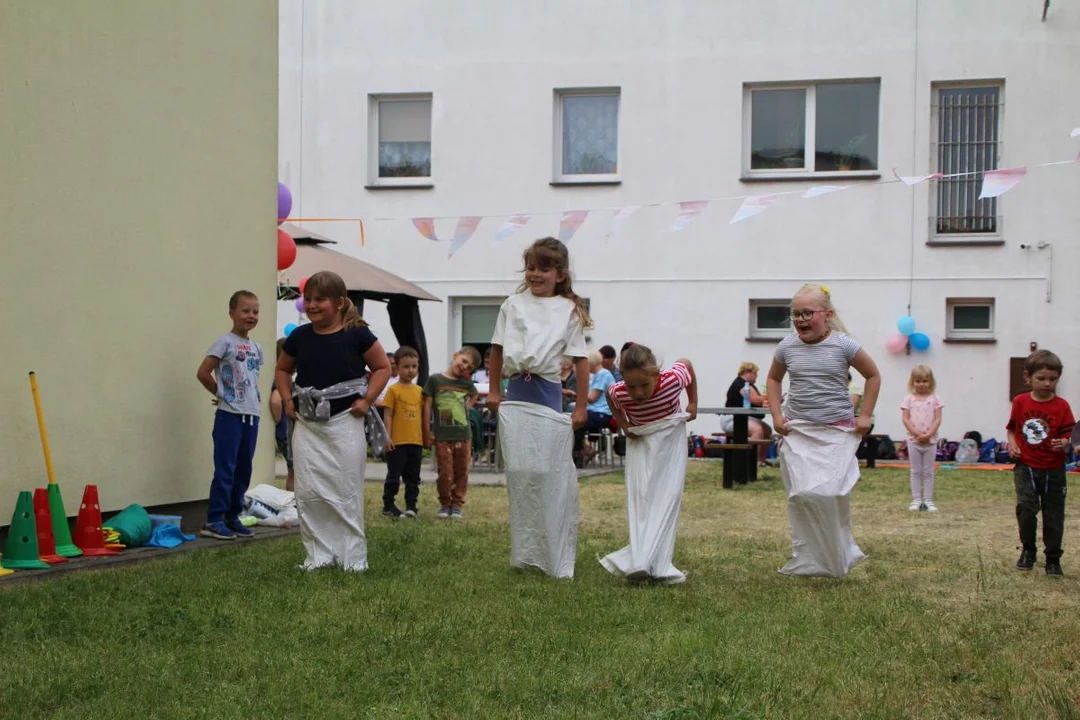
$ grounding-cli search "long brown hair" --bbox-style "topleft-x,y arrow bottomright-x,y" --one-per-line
516,237 -> 593,328
304,270 -> 368,328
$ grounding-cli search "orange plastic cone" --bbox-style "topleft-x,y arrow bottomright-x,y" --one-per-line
72,485 -> 120,557
33,488 -> 68,565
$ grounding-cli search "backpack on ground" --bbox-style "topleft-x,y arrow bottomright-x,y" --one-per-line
936,439 -> 959,461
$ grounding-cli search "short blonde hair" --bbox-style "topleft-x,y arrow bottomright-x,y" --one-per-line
588,350 -> 603,367
737,362 -> 759,376
908,365 -> 936,393
456,346 -> 481,369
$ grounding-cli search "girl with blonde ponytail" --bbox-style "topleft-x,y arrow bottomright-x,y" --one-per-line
765,283 -> 880,578
275,270 -> 391,571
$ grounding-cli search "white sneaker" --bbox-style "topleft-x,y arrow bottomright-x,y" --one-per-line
908,500 -> 921,511
924,500 -> 938,512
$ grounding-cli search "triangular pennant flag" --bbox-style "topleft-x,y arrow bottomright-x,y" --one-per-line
558,210 -> 589,244
892,168 -> 944,186
670,201 -> 708,231
978,166 -> 1028,199
494,215 -> 530,245
730,194 -> 780,224
606,206 -> 641,237
412,218 -> 437,241
803,186 -> 848,199
448,217 -> 483,258
412,217 -> 483,256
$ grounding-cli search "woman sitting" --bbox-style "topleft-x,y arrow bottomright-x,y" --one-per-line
720,361 -> 772,466
573,351 -> 616,465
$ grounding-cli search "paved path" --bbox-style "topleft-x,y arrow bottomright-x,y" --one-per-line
275,458 -> 619,487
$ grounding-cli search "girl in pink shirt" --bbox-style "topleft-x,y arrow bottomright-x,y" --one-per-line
901,365 -> 944,512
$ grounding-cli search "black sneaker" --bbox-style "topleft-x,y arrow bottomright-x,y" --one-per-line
1046,561 -> 1063,577
1017,549 -> 1036,570
403,507 -> 418,518
382,506 -> 404,519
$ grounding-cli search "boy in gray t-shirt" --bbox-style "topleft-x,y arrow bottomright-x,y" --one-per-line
196,290 -> 264,540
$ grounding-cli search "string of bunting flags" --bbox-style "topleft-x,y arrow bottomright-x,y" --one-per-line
281,130 -> 1080,258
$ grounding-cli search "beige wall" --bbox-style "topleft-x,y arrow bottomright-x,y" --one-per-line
0,1 -> 279,522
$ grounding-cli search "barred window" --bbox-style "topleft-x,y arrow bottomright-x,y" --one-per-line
933,84 -> 1002,236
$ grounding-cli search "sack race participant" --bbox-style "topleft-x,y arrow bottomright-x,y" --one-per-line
487,238 -> 590,579
766,284 -> 880,578
276,271 -> 391,572
600,344 -> 698,584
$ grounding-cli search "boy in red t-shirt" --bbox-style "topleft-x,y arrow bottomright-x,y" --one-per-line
1006,350 -> 1076,577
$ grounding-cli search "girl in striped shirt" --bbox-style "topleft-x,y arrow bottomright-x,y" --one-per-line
602,343 -> 697,583
607,344 -> 698,430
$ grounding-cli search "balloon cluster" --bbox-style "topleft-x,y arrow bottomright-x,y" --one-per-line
886,316 -> 931,354
277,183 -> 296,270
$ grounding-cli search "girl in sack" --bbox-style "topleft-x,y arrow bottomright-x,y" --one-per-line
275,271 -> 392,572
487,237 -> 590,579
766,283 -> 880,578
601,343 -> 697,584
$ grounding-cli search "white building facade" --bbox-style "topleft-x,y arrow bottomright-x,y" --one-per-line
278,0 -> 1080,441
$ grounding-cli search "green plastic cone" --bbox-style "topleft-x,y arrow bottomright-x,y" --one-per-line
2,491 -> 50,570
48,484 -> 81,558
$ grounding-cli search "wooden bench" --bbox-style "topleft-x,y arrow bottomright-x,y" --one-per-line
706,435 -> 775,486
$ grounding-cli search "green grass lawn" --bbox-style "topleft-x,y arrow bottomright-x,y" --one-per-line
2,463 -> 1079,719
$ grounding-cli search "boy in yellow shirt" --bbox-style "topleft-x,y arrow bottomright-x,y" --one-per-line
380,347 -> 424,518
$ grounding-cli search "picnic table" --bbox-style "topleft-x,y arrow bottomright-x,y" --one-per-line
698,407 -> 771,488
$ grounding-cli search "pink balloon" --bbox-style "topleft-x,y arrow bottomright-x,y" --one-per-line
885,333 -> 908,354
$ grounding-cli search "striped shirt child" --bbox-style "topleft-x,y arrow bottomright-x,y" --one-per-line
608,362 -> 693,426
774,332 -> 861,424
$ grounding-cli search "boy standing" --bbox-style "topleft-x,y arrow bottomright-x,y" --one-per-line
423,347 -> 480,520
1007,350 -> 1075,576
380,347 -> 424,518
196,291 -> 264,540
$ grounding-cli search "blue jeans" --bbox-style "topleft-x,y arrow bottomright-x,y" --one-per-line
209,409 -> 259,523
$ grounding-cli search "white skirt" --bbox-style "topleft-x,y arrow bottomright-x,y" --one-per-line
292,411 -> 368,572
599,414 -> 688,584
499,402 -> 579,579
778,420 -> 864,578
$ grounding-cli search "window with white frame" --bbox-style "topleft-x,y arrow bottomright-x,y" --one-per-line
744,80 -> 880,176
554,88 -> 619,181
369,94 -> 432,185
749,299 -> 792,340
946,298 -> 995,340
932,83 -> 1003,236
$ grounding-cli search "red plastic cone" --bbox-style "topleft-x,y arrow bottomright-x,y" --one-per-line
73,485 -> 120,557
33,488 -> 68,565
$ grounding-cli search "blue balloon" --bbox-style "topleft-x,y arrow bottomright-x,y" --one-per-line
910,332 -> 931,352
897,316 -> 917,336
284,323 -> 298,337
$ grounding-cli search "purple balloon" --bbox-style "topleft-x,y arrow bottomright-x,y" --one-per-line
295,296 -> 305,313
278,182 -> 292,224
